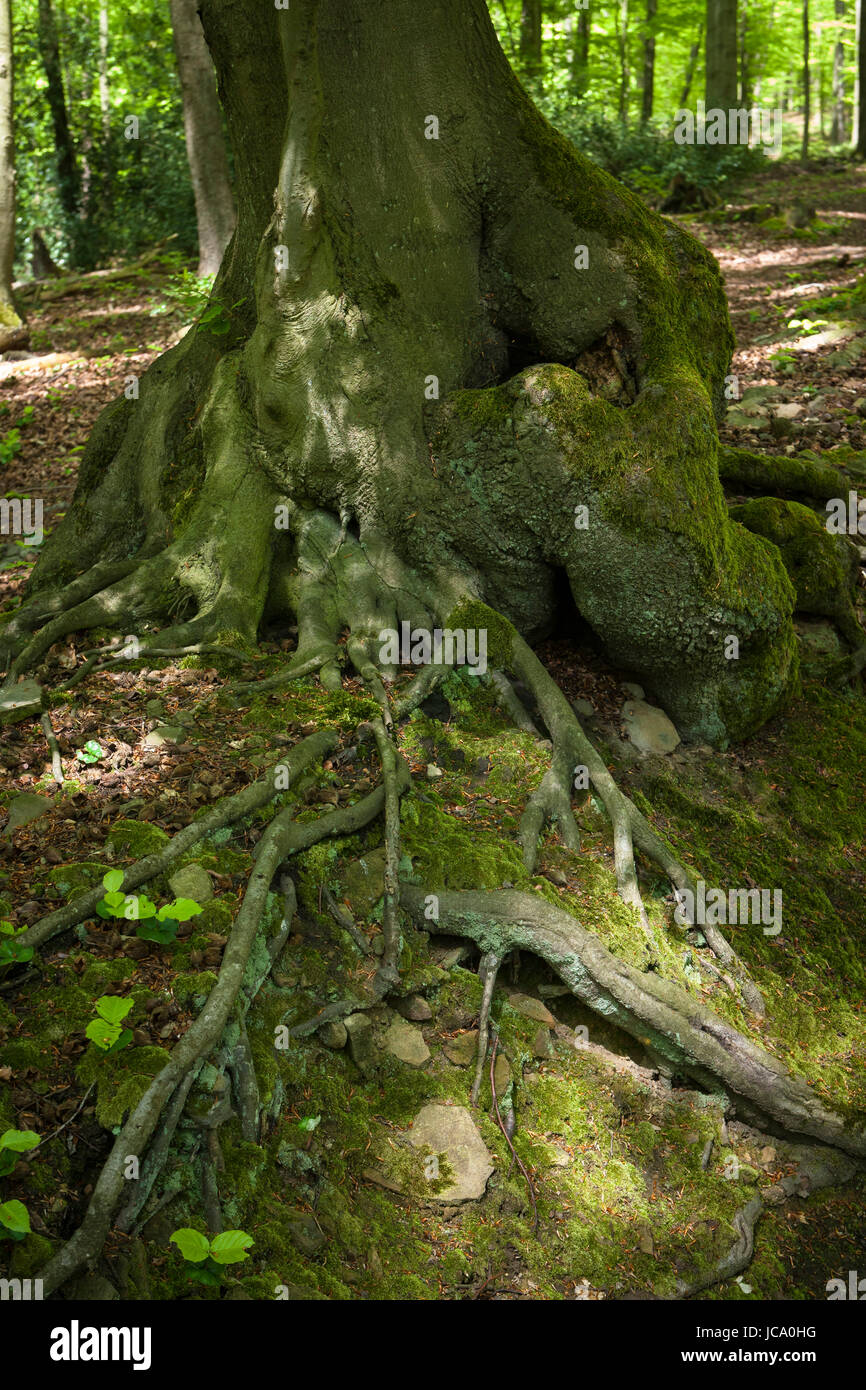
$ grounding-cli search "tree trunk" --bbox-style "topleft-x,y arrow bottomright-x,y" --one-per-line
9,0 -> 864,1299
802,0 -> 811,159
519,0 -> 543,88
7,0 -> 797,751
855,0 -> 866,153
831,0 -> 848,143
641,0 -> 656,122
567,10 -> 590,97
618,0 -> 631,121
170,0 -> 236,278
36,0 -> 79,226
0,0 -> 23,347
706,0 -> 738,110
680,27 -> 703,106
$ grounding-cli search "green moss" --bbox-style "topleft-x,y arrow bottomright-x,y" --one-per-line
106,820 -> 170,857
77,1045 -> 170,1129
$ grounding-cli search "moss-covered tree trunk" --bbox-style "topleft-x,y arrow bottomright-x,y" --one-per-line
3,0 -> 799,748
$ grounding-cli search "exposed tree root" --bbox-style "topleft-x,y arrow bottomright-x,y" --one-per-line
35,756 -> 320,1297
717,445 -> 856,502
13,730 -> 336,958
471,950 -> 503,1107
400,885 -> 866,1157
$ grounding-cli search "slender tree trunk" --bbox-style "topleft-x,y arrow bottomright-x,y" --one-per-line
0,0 -> 23,345
705,0 -> 738,110
170,0 -> 236,278
802,0 -> 810,159
831,0 -> 848,142
36,0 -> 79,225
680,26 -> 703,106
641,0 -> 656,122
519,0 -> 543,87
854,0 -> 866,153
567,10 -> 590,97
739,6 -> 751,107
618,0 -> 631,121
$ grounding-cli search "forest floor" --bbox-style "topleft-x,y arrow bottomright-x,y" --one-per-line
0,158 -> 865,1303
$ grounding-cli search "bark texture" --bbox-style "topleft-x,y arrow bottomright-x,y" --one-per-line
170,0 -> 236,278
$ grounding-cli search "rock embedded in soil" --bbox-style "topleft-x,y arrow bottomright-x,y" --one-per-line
506,993 -> 556,1026
394,994 -> 433,1022
621,698 -> 681,755
168,863 -> 213,904
407,1103 -> 494,1202
344,1012 -> 377,1073
443,1030 -> 479,1066
318,1020 -> 348,1049
4,792 -> 53,835
383,1017 -> 431,1067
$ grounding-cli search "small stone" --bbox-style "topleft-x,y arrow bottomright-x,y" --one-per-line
436,944 -> 472,969
426,764 -> 443,780
507,993 -> 556,1026
4,793 -> 53,836
621,699 -> 681,755
493,1054 -> 511,1093
532,1026 -> 553,1059
621,682 -> 645,700
168,863 -> 213,904
0,679 -> 42,725
854,397 -> 866,418
371,935 -> 385,956
542,867 -> 567,887
344,1013 -> 376,1072
761,1145 -> 777,1165
572,697 -> 595,717
395,994 -> 433,1022
443,1030 -> 479,1066
407,1103 -> 494,1202
775,402 -> 804,419
318,1021 -> 348,1049
286,1210 -> 326,1257
383,1016 -> 430,1066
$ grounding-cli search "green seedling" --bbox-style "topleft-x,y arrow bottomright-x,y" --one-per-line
0,1129 -> 40,1178
170,1228 -> 253,1286
86,994 -> 133,1052
0,920 -> 34,969
96,870 -> 203,945
0,1199 -> 31,1241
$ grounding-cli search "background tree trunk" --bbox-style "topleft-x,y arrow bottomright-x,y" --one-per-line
706,0 -> 738,110
170,0 -> 236,278
519,0 -> 543,87
680,27 -> 703,106
802,0 -> 811,159
0,0 -> 23,347
36,0 -> 79,227
854,0 -> 866,153
641,0 -> 656,121
831,0 -> 848,143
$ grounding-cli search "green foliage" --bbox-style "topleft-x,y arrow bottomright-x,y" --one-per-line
170,1227 -> 253,1284
94,871 -> 203,947
0,1199 -> 31,1240
0,1129 -> 40,1178
0,920 -> 34,970
85,994 -> 133,1052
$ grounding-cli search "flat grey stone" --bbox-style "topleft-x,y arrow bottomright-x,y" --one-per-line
383,1016 -> 430,1066
4,792 -> 52,836
0,680 -> 42,725
621,682 -> 645,700
167,863 -> 213,904
621,699 -> 681,755
407,1103 -> 494,1202
394,994 -> 433,1022
344,1012 -> 376,1072
318,1020 -> 347,1049
507,992 -> 556,1025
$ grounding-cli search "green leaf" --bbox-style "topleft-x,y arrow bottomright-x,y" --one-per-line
0,1200 -> 31,1234
0,1129 -> 40,1153
159,898 -> 202,922
102,890 -> 126,911
103,869 -> 124,892
209,1229 -> 253,1264
170,1228 -> 211,1263
187,1262 -> 223,1286
75,740 -> 105,765
95,995 -> 133,1024
136,918 -> 177,945
86,1019 -> 121,1049
297,1115 -> 321,1133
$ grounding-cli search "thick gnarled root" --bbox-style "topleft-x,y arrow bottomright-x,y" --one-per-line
401,885 -> 866,1158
